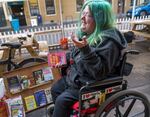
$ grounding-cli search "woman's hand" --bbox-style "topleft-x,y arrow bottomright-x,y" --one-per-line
71,34 -> 88,48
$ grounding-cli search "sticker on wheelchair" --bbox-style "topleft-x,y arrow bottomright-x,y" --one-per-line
81,85 -> 122,110
81,90 -> 106,110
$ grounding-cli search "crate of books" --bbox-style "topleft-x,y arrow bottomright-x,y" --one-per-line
2,62 -> 62,112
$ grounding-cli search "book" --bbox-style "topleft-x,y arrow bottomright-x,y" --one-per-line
5,96 -> 25,117
34,90 -> 47,107
28,77 -> 36,87
42,67 -> 54,81
11,104 -> 24,117
0,78 -> 6,99
44,87 -> 53,104
48,51 -> 66,67
7,76 -> 21,93
32,69 -> 44,84
24,95 -> 37,111
20,75 -> 29,89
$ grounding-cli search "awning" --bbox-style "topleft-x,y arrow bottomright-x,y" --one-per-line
0,0 -> 25,2
7,1 -> 24,6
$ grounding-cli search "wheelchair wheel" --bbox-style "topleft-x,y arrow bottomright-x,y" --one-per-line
95,90 -> 150,117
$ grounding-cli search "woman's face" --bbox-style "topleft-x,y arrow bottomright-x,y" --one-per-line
81,5 -> 96,35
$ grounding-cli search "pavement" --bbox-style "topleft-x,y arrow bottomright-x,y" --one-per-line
26,39 -> 150,117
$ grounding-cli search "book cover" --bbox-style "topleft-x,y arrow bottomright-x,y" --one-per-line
44,87 -> 53,104
5,96 -> 25,117
34,90 -> 47,107
0,78 -> 6,99
7,76 -> 21,93
32,69 -> 44,84
28,77 -> 36,87
24,95 -> 37,111
42,67 -> 54,81
48,51 -> 66,67
11,104 -> 24,117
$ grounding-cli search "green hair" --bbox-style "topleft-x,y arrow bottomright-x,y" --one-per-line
78,0 -> 116,45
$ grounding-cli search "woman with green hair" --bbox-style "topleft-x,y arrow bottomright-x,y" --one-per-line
50,0 -> 127,117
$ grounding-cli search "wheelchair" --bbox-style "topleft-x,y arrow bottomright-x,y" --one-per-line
47,48 -> 150,117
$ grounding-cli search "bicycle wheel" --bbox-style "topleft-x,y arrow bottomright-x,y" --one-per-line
17,57 -> 46,69
95,90 -> 150,117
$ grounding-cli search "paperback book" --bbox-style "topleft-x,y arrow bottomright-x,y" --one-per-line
7,75 -> 21,93
34,90 -> 47,107
24,95 -> 37,111
42,67 -> 54,81
5,96 -> 25,117
32,69 -> 44,84
48,51 -> 66,67
11,104 -> 24,117
44,87 -> 53,104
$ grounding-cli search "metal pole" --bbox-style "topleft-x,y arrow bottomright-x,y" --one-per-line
132,0 -> 136,19
59,0 -> 64,39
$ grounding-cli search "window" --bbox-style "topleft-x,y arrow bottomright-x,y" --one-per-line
45,0 -> 55,15
130,0 -> 138,6
29,0 -> 40,16
76,0 -> 83,12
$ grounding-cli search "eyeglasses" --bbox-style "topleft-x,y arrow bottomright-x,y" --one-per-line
81,11 -> 93,18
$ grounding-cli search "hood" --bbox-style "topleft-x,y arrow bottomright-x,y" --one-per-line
101,28 -> 127,49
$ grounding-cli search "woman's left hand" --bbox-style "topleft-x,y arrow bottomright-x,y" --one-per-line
71,35 -> 88,48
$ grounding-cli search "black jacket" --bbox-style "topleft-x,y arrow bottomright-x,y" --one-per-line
65,28 -> 127,89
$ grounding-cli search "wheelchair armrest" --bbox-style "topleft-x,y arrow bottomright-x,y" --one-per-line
82,76 -> 123,90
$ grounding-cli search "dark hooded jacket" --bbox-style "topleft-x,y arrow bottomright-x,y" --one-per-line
65,28 -> 127,89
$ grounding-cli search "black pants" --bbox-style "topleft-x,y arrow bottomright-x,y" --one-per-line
51,77 -> 79,117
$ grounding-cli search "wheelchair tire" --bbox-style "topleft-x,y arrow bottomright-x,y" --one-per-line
17,57 -> 46,69
95,90 -> 150,117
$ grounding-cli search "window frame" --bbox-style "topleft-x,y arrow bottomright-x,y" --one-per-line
28,0 -> 40,17
45,0 -> 56,16
76,0 -> 83,12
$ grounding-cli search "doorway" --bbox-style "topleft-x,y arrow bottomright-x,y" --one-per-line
8,2 -> 27,26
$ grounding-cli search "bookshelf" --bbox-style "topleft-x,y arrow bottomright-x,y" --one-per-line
2,62 -> 61,112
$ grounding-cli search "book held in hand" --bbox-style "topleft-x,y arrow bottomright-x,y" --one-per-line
32,69 -> 44,84
34,90 -> 47,107
24,95 -> 37,111
7,75 -> 21,93
48,51 -> 66,67
42,67 -> 54,81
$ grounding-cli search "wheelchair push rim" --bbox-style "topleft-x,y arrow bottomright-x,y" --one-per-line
95,90 -> 150,117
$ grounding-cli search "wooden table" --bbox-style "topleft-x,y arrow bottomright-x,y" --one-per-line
131,20 -> 150,39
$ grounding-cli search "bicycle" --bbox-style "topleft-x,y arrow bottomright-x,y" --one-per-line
0,42 -> 46,72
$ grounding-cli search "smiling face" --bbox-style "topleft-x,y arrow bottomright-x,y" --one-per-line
80,5 -> 96,35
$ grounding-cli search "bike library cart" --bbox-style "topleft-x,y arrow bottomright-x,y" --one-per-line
1,62 -> 61,116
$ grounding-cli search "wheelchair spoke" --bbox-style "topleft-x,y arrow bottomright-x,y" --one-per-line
116,105 -> 123,117
123,98 -> 136,117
